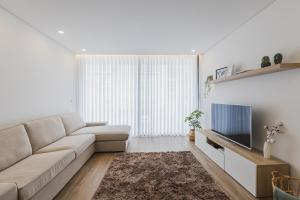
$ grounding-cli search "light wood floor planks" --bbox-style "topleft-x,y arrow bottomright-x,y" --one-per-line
55,136 -> 271,200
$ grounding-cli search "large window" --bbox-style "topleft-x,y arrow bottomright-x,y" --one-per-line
77,55 -> 198,137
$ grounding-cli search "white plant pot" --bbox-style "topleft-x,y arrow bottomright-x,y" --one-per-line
263,142 -> 271,159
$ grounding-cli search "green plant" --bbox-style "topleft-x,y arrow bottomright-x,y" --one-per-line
184,110 -> 204,130
274,53 -> 283,64
261,56 -> 271,68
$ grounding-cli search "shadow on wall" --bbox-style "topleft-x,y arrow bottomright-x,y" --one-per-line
286,49 -> 300,62
252,109 -> 266,150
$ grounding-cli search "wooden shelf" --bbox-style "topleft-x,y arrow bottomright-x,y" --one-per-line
210,63 -> 300,84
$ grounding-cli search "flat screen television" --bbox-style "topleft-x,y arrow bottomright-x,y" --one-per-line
211,103 -> 252,149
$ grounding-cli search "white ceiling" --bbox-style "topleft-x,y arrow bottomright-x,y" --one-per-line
0,0 -> 274,54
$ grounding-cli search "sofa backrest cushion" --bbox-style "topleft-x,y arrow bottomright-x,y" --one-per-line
60,113 -> 86,135
0,125 -> 32,171
24,116 -> 66,152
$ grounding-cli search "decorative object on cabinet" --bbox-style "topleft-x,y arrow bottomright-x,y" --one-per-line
263,122 -> 284,159
274,53 -> 283,64
261,56 -> 271,68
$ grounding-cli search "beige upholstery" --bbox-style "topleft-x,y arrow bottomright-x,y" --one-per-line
36,134 -> 95,157
0,111 -> 130,200
95,140 -> 127,152
72,125 -> 130,141
0,123 -> 21,131
0,183 -> 17,200
30,145 -> 95,200
24,116 -> 66,152
86,121 -> 108,127
60,113 -> 86,135
0,125 -> 32,171
0,150 -> 75,200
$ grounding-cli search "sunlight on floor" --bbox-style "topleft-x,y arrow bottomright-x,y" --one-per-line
127,136 -> 192,152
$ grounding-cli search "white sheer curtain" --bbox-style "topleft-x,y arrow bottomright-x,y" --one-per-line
77,55 -> 198,137
77,55 -> 139,132
138,55 -> 198,136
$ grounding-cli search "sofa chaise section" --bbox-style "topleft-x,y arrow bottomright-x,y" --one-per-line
72,125 -> 130,152
61,113 -> 130,152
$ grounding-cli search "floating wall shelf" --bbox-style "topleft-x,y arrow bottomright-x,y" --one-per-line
210,63 -> 300,84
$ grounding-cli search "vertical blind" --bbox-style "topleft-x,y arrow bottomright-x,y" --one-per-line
77,55 -> 198,137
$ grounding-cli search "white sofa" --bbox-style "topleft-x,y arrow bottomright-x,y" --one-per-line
0,113 -> 130,200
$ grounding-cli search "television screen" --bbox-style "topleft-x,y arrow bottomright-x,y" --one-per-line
211,103 -> 252,149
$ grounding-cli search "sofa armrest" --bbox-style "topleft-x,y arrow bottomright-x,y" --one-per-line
86,121 -> 108,127
0,183 -> 18,200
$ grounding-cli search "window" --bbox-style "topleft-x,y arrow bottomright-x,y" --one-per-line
77,55 -> 198,136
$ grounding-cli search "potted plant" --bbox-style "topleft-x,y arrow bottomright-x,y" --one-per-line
185,110 -> 204,141
263,122 -> 284,159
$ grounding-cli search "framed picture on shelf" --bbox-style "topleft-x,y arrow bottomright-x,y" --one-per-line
215,67 -> 228,80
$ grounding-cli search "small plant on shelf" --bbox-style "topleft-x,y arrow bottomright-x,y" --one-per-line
274,53 -> 283,64
261,56 -> 271,68
185,110 -> 204,141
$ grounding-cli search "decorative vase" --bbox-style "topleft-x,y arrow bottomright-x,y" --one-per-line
263,142 -> 271,159
189,129 -> 195,142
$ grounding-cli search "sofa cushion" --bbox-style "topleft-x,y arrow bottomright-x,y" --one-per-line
72,125 -> 130,141
0,183 -> 18,200
0,150 -> 75,200
60,113 -> 86,135
0,125 -> 32,171
36,134 -> 95,157
24,116 -> 66,152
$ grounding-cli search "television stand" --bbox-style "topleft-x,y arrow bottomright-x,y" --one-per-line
195,129 -> 289,198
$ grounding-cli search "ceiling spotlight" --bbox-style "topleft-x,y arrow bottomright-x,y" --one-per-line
191,49 -> 196,54
81,49 -> 87,52
57,30 -> 64,34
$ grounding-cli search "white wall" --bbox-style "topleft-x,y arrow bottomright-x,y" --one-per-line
201,0 -> 300,176
0,7 -> 76,123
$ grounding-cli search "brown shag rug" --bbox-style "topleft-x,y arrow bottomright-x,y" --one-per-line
93,151 -> 229,200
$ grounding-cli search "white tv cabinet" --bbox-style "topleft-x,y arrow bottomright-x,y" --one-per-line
195,130 -> 289,197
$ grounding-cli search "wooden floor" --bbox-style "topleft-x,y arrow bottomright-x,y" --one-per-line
54,136 -> 270,200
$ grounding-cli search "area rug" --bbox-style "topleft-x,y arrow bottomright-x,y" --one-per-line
93,151 -> 229,200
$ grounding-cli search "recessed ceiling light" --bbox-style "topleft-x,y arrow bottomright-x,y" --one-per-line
81,49 -> 87,52
57,30 -> 64,34
191,49 -> 196,54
